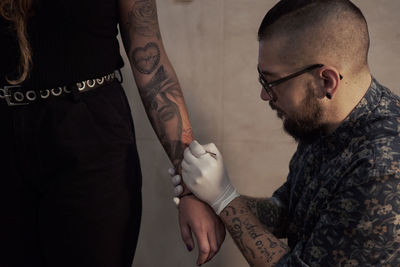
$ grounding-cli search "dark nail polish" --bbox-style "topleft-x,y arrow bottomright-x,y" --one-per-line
186,245 -> 193,251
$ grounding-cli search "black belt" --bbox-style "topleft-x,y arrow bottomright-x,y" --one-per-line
0,71 -> 122,106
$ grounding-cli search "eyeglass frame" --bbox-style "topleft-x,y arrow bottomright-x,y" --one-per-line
257,64 -> 343,102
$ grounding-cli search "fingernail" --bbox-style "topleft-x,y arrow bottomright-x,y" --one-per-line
186,245 -> 193,251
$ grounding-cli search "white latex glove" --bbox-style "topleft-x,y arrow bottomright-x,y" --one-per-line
168,167 -> 183,207
181,140 -> 240,215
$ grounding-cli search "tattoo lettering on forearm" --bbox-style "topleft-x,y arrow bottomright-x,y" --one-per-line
131,42 -> 160,74
228,217 -> 257,259
127,0 -> 160,38
222,206 -> 237,217
139,65 -> 185,169
243,219 -> 278,263
254,240 -> 276,263
222,200 -> 290,266
243,220 -> 263,240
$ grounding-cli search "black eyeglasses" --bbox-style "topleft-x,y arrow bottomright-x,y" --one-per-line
257,64 -> 343,102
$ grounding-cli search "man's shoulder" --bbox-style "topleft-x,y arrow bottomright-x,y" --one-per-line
353,80 -> 400,149
342,118 -> 400,189
349,114 -> 399,173
374,81 -> 400,118
333,80 -> 400,186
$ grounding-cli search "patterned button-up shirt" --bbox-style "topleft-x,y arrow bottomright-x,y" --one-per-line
273,78 -> 400,266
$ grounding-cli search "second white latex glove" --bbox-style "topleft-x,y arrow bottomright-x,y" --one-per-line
168,167 -> 183,207
181,141 -> 240,215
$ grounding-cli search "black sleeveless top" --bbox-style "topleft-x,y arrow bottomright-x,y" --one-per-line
0,0 -> 124,89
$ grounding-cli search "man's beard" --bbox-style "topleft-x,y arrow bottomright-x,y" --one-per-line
270,83 -> 324,144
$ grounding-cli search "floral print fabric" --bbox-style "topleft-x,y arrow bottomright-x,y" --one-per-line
273,78 -> 400,266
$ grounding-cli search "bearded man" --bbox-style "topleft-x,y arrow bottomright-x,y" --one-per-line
172,0 -> 400,266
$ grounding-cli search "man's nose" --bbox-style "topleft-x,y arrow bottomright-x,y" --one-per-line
260,87 -> 272,101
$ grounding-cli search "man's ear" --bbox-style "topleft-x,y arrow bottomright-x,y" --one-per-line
318,66 -> 341,100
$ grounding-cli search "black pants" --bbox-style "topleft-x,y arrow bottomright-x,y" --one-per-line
0,81 -> 142,267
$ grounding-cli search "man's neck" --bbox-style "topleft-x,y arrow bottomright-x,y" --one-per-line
324,70 -> 372,135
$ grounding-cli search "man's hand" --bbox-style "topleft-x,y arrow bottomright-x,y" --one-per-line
181,141 -> 240,214
178,195 -> 226,266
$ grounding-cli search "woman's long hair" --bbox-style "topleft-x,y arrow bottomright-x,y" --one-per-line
0,0 -> 33,84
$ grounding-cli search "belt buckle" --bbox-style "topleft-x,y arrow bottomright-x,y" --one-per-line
2,85 -> 28,106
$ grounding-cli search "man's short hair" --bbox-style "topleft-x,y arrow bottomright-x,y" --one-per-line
258,0 -> 370,73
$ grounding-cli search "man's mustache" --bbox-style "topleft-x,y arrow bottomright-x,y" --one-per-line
269,102 -> 281,112
269,102 -> 285,119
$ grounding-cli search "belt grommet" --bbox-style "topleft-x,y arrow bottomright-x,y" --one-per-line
63,86 -> 71,93
40,89 -> 50,99
96,77 -> 104,85
77,81 -> 86,91
14,91 -> 25,102
87,79 -> 96,88
0,88 -> 5,99
26,90 -> 37,101
51,87 -> 63,96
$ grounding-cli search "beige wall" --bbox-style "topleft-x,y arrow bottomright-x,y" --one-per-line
118,1 -> 400,266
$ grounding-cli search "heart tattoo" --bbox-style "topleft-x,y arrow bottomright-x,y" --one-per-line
132,42 -> 161,75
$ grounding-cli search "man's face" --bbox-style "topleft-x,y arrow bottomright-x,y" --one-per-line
269,83 -> 323,143
258,39 -> 324,143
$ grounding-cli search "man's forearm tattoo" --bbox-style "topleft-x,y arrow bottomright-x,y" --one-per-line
222,201 -> 289,266
131,42 -> 160,74
127,0 -> 160,38
139,65 -> 185,169
242,196 -> 287,234
257,198 -> 287,234
222,206 -> 237,217
242,196 -> 257,215
228,217 -> 256,260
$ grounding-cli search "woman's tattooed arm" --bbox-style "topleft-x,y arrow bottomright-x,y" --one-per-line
118,2 -> 226,265
118,0 -> 193,170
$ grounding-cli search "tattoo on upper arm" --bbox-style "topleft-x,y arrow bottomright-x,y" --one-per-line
127,0 -> 160,38
131,42 -> 160,74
